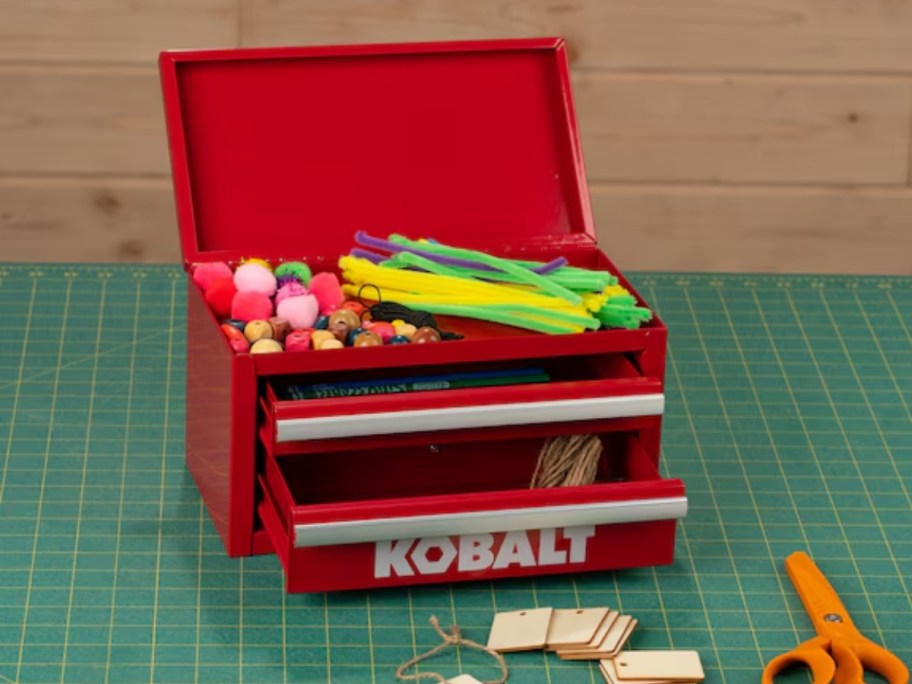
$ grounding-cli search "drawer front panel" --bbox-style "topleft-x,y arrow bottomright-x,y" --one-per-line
258,488 -> 680,593
291,493 -> 687,547
277,392 -> 663,442
265,374 -> 664,443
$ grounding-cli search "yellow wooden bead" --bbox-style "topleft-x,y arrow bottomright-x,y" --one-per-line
244,319 -> 274,343
249,338 -> 283,354
394,322 -> 417,340
311,330 -> 336,349
318,338 -> 345,350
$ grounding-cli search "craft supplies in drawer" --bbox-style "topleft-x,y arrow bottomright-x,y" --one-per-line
258,351 -> 664,449
256,428 -> 686,592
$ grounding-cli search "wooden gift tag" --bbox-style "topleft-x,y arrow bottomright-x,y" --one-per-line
546,607 -> 610,650
600,658 -> 672,684
554,610 -> 619,658
486,607 -> 554,652
558,615 -> 636,660
447,676 -> 484,684
612,650 -> 705,681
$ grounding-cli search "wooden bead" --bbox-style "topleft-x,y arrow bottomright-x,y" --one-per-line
221,324 -> 249,353
250,338 -> 283,354
284,329 -> 313,352
328,309 -> 361,341
353,331 -> 382,347
311,330 -> 336,349
394,322 -> 417,340
412,326 -> 441,344
318,338 -> 345,350
367,321 -> 395,342
244,319 -> 273,343
341,300 -> 367,316
268,316 -> 292,342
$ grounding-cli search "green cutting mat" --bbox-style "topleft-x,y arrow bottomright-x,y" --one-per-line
1,265 -> 910,684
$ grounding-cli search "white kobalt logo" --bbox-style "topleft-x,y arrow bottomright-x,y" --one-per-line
375,526 -> 596,578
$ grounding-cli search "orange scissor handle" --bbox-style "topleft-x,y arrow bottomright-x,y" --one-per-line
762,635 -> 836,684
766,552 -> 911,684
830,635 -> 910,684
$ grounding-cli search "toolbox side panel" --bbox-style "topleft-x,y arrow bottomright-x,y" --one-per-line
186,281 -> 256,556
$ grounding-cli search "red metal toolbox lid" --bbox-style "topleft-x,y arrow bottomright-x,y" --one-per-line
159,38 -> 596,265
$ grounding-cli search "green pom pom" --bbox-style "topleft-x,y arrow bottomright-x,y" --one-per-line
275,261 -> 312,285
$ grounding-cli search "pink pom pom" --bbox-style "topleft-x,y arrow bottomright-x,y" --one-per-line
275,281 -> 309,307
234,263 -> 277,296
308,272 -> 344,315
192,262 -> 233,291
231,291 -> 274,322
276,294 -> 319,329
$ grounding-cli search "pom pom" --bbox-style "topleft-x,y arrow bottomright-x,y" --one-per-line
276,294 -> 319,329
308,272 -> 344,316
205,276 -> 237,320
232,291 -> 274,322
277,275 -> 300,289
234,263 -> 277,296
192,262 -> 233,291
241,257 -> 273,271
275,261 -> 312,286
275,281 -> 309,307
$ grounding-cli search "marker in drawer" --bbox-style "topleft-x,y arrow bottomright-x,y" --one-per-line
275,367 -> 551,400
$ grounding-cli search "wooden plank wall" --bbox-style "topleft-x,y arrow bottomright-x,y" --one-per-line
2,0 -> 911,274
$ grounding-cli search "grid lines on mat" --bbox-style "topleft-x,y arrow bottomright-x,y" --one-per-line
0,265 -> 909,684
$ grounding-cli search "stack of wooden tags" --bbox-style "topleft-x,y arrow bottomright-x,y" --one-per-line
485,607 -> 704,684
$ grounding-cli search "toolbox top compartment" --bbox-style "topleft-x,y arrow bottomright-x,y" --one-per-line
159,37 -> 595,266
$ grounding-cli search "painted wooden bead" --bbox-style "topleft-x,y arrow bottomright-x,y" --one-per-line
221,324 -> 249,353
284,329 -> 313,352
311,330 -> 336,349
250,338 -> 283,354
314,315 -> 330,330
388,335 -> 410,345
244,319 -> 273,343
341,300 -> 367,316
329,309 -> 361,341
412,326 -> 442,344
317,338 -> 345,350
228,337 -> 250,353
367,321 -> 395,343
393,322 -> 417,340
268,316 -> 292,342
353,331 -> 382,347
346,327 -> 365,346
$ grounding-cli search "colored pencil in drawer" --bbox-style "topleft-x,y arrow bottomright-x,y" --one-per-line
276,367 -> 551,400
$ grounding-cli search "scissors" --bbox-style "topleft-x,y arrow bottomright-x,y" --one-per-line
763,551 -> 909,684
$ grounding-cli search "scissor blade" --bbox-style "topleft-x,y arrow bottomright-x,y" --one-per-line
785,552 -> 859,638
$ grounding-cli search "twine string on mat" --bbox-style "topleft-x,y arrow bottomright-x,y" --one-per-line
395,615 -> 509,684
530,434 -> 603,488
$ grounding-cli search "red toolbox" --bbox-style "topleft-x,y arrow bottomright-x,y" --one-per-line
158,37 -> 685,593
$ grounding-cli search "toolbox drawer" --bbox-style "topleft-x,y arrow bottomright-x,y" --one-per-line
256,428 -> 686,592
259,352 -> 664,448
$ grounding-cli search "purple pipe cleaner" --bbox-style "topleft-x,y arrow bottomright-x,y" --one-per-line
354,231 -> 566,274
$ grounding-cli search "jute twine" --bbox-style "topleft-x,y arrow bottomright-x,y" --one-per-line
530,434 -> 603,488
395,616 -> 509,683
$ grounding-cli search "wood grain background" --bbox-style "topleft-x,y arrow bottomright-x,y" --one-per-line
2,0 -> 911,274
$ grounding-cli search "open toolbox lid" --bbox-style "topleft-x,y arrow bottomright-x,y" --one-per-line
159,37 -> 597,266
